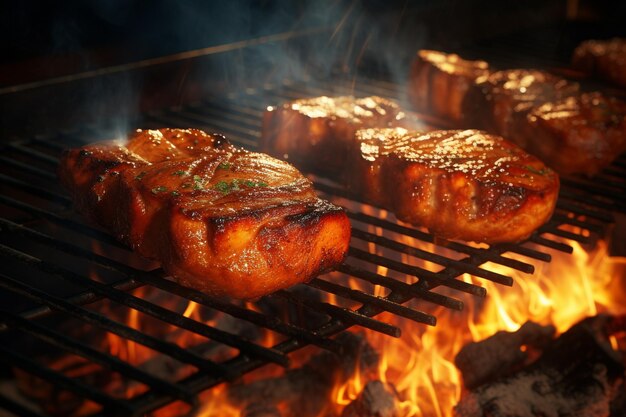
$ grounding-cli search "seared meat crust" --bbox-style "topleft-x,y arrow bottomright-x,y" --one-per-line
261,96 -> 413,178
260,95 -> 559,243
464,69 -> 580,143
408,50 -> 490,123
523,92 -> 626,175
59,128 -> 351,299
349,129 -> 559,243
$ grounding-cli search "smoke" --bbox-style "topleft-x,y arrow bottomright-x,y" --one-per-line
3,1 -> 462,139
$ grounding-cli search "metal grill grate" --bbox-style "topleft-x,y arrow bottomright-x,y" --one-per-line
1,77 -> 625,416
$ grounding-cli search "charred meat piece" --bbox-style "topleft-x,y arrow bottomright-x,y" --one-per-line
261,96 -> 414,178
349,129 -> 559,243
59,128 -> 351,299
464,69 -> 579,143
408,50 -> 490,124
573,38 -> 626,88
523,92 -> 626,175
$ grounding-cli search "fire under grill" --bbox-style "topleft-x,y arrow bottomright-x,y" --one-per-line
1,76 -> 625,417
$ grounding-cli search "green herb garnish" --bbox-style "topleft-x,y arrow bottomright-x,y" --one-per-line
525,165 -> 548,175
213,179 -> 268,194
218,162 -> 232,170
172,170 -> 187,176
171,190 -> 181,197
151,186 -> 168,194
181,183 -> 192,189
135,171 -> 147,181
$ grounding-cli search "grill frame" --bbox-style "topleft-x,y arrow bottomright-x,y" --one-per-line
1,75 -> 625,416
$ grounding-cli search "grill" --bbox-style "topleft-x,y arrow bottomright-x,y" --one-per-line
0,2 -> 626,416
1,72 -> 625,415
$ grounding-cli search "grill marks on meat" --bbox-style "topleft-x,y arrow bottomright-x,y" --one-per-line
464,69 -> 580,142
524,92 -> 626,175
261,96 -> 559,244
349,129 -> 559,243
409,50 -> 490,124
59,128 -> 350,299
261,96 -> 414,178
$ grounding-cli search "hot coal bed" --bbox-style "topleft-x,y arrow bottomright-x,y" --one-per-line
1,1 -> 626,417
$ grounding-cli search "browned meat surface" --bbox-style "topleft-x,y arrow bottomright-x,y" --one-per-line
464,69 -> 580,143
408,50 -> 490,124
59,128 -> 351,299
573,38 -> 626,88
260,96 -> 559,244
261,96 -> 415,178
349,129 -> 559,243
522,92 -> 626,175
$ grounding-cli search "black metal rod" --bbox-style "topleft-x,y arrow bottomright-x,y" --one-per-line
0,156 -> 57,180
0,194 -> 128,249
0,310 -> 196,406
349,247 -> 490,295
351,227 -> 515,284
0,173 -> 71,206
274,290 -> 401,337
336,263 -> 464,311
5,142 -> 60,166
0,244 -> 289,368
528,236 -> 573,253
339,199 -> 537,273
0,393 -> 49,417
0,271 -> 231,377
0,216 -> 341,354
307,278 -> 436,326
550,212 -> 604,234
0,345 -> 134,415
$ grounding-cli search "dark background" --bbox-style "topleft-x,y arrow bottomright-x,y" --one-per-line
3,0 -> 626,86
2,0 -> 625,137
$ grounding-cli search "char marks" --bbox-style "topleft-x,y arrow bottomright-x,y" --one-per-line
59,128 -> 351,299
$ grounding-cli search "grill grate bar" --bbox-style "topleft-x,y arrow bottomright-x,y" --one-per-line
0,157 -> 58,180
494,244 -> 552,262
307,277 -> 436,326
351,228 -> 514,284
0,244 -> 289,368
5,143 -> 59,166
550,213 -> 604,235
0,217 -> 342,354
539,224 -> 592,243
349,247 -> 491,295
316,183 -> 538,272
336,263 -> 464,310
557,194 -> 621,219
0,310 -> 196,405
136,273 -> 343,353
273,290 -> 401,337
1,74 -> 624,416
0,271 -> 230,377
0,344 -> 134,415
0,393 -> 49,417
0,173 -> 71,206
0,194 -> 127,250
528,236 -> 573,253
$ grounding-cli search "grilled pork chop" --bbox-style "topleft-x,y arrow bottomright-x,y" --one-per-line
464,69 -> 580,143
261,96 -> 414,177
59,128 -> 351,299
523,92 -> 626,175
349,128 -> 559,243
261,95 -> 559,243
408,50 -> 490,123
573,38 -> 626,88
